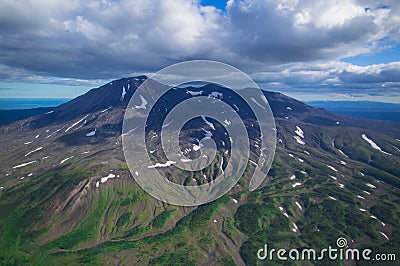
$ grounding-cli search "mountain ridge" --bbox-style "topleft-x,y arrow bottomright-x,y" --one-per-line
0,76 -> 399,265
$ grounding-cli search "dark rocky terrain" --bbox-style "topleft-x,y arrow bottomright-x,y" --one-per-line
0,76 -> 399,265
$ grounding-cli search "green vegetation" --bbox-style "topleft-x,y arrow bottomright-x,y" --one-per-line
151,209 -> 175,229
1,118 -> 400,265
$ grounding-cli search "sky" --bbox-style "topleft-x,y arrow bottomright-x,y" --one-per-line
0,0 -> 399,103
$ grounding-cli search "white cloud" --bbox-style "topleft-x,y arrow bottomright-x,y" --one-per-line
0,0 -> 223,79
0,0 -> 399,100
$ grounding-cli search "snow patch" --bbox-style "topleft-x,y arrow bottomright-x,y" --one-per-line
286,106 -> 292,110
327,165 -> 338,172
366,183 -> 376,189
24,141 -> 33,145
147,161 -> 176,168
362,134 -> 391,155
294,136 -> 305,145
120,86 -> 126,101
293,222 -> 298,230
134,95 -> 148,109
201,115 -> 215,130
232,199 -> 238,204
249,160 -> 257,166
101,173 -> 116,183
295,201 -> 302,210
328,196 -> 337,201
295,126 -> 304,139
13,160 -> 36,169
260,95 -> 269,106
101,107 -> 111,113
65,115 -> 88,132
208,92 -> 223,99
337,149 -> 349,158
292,182 -> 302,188
223,119 -> 231,126
250,98 -> 265,109
162,120 -> 173,128
45,110 -> 54,114
86,129 -> 96,137
193,143 -> 202,151
203,129 -> 213,140
289,174 -> 296,180
379,232 -> 389,240
60,156 -> 74,164
329,175 -> 337,181
46,128 -> 61,138
186,90 -> 203,96
25,147 -> 43,157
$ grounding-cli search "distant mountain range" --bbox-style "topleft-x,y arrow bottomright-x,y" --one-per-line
0,76 -> 399,265
308,101 -> 400,123
2,97 -> 400,127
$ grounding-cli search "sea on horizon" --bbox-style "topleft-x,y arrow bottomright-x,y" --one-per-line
0,98 -> 71,110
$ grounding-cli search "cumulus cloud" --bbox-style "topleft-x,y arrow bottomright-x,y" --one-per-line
0,0 -> 399,95
0,0 -> 223,79
252,60 -> 400,103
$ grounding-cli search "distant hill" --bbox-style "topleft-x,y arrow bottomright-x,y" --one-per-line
0,107 -> 53,126
0,98 -> 71,126
308,101 -> 400,123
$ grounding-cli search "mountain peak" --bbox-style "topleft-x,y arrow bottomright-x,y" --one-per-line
29,76 -> 148,128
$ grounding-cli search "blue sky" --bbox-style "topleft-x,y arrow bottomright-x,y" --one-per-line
342,43 -> 400,66
0,82 -> 93,99
0,0 -> 399,103
201,0 -> 228,11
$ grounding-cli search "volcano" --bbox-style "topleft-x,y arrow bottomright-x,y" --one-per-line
0,76 -> 399,265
